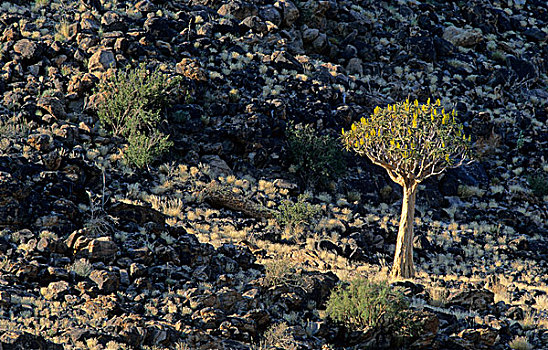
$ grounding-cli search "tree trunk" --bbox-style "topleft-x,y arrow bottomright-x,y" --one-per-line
391,183 -> 418,279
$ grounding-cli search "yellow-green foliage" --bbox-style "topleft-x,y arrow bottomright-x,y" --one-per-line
275,194 -> 321,228
341,99 -> 471,183
325,279 -> 409,330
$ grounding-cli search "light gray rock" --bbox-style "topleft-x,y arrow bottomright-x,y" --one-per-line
88,49 -> 116,72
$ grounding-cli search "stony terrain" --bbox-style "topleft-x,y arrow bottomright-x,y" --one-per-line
0,0 -> 547,349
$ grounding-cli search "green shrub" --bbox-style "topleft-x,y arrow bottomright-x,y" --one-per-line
527,173 -> 548,197
95,63 -> 180,168
275,194 -> 320,228
124,130 -> 173,169
325,279 -> 409,331
286,123 -> 346,189
96,63 -> 174,137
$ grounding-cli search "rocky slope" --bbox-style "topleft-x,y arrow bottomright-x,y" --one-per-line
0,0 -> 547,349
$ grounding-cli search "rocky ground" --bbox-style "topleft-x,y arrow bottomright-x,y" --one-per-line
0,0 -> 547,349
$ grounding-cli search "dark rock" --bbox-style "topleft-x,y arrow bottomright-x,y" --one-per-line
81,0 -> 102,12
457,327 -> 498,349
407,36 -> 436,62
101,11 -> 128,32
413,234 -> 433,254
240,16 -> 268,34
409,311 -> 439,349
27,133 -> 53,152
274,0 -> 299,27
506,55 -> 538,82
523,28 -> 547,42
259,5 -> 282,27
144,17 -> 178,40
443,26 -> 483,47
392,280 -> 425,297
302,271 -> 338,308
450,162 -> 489,188
433,36 -> 455,57
318,239 -> 341,255
0,331 -> 63,350
0,171 -> 32,227
107,202 -> 166,226
86,237 -> 118,261
176,58 -> 207,81
270,50 -> 303,72
37,95 -> 66,119
447,288 -> 494,312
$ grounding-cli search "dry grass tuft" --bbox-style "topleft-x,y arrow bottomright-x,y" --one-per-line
508,336 -> 533,350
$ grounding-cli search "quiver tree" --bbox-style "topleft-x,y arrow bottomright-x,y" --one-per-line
342,99 -> 471,278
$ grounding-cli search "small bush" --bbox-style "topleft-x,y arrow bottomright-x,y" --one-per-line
263,258 -> 303,288
252,322 -> 295,350
508,336 -> 533,350
71,258 -> 93,278
95,63 -> 181,168
0,114 -> 31,140
527,173 -> 548,197
275,194 -> 320,228
286,123 -> 346,189
96,63 -> 174,137
124,130 -> 173,169
325,279 -> 409,331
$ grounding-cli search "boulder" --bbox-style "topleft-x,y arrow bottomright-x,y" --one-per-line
0,331 -> 63,350
40,281 -> 71,300
443,26 -> 483,47
88,49 -> 116,72
13,39 -> 42,61
274,0 -> 299,27
89,269 -> 120,294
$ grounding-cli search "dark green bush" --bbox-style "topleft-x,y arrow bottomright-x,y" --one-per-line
325,279 -> 409,331
286,123 -> 346,189
527,173 -> 548,197
96,63 -> 170,137
95,63 -> 181,168
124,130 -> 173,169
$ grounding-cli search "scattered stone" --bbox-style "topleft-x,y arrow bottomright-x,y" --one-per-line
447,288 -> 495,312
13,39 -> 42,61
0,331 -> 63,350
89,269 -> 120,294
274,0 -> 299,27
37,95 -> 67,119
88,49 -> 116,72
443,26 -> 483,47
0,1 -> 546,349
87,237 -> 118,261
218,1 -> 258,21
176,58 -> 207,81
41,281 -> 71,300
